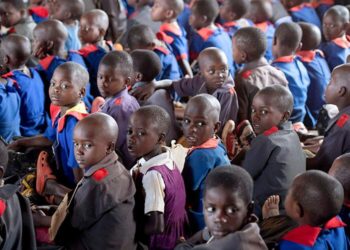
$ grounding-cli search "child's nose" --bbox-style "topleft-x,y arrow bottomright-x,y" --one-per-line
214,210 -> 227,223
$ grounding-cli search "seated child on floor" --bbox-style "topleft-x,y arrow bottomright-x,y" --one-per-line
78,9 -> 113,97
320,5 -> 350,71
233,27 -> 287,124
242,85 -> 306,217
297,22 -> 331,129
0,34 -> 47,136
8,62 -> 89,203
98,51 -> 140,169
181,94 -> 230,233
175,166 -> 267,250
126,24 -> 181,81
307,64 -> 350,172
128,105 -> 187,250
130,49 -> 181,144
271,22 -> 311,124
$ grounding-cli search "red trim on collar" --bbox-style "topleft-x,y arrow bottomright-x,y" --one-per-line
289,3 -> 312,12
282,224 -> 321,246
78,44 -> 99,57
255,21 -> 269,32
297,50 -> 324,63
240,70 -> 252,79
273,55 -> 295,63
336,114 -> 349,128
50,104 -> 88,132
154,46 -> 169,55
222,21 -> 237,28
2,72 -> 19,89
324,216 -> 346,229
92,168 -> 109,181
197,27 -> 215,41
332,37 -> 350,49
1,72 -> 14,78
263,126 -> 278,136
0,199 -> 6,217
7,27 -> 16,34
156,31 -> 174,44
28,6 -> 49,18
39,56 -> 55,70
159,23 -> 182,36
188,138 -> 219,154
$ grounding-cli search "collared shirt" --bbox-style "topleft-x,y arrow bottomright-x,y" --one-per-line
154,43 -> 181,81
320,36 -> 350,71
288,3 -> 322,30
64,21 -> 81,51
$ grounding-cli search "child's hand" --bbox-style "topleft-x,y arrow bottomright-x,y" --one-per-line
7,139 -> 24,151
129,82 -> 156,100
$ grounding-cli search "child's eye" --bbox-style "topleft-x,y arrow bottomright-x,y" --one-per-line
251,108 -> 256,114
50,82 -> 56,87
208,70 -> 215,75
137,131 -> 145,136
127,128 -> 133,135
83,143 -> 92,149
73,142 -> 79,147
196,121 -> 205,127
226,207 -> 237,214
183,118 -> 190,124
61,84 -> 68,89
206,206 -> 215,213
260,110 -> 268,115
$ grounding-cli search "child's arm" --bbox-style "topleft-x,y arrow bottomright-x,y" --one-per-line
178,59 -> 193,78
144,211 -> 165,234
8,135 -> 53,151
130,79 -> 173,100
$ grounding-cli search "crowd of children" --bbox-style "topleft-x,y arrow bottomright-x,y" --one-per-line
1,0 -> 350,249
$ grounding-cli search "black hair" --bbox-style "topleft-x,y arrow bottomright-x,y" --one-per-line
82,9 -> 109,31
60,0 -> 85,20
198,47 -> 228,71
0,0 -> 25,9
256,85 -> 293,114
298,22 -> 321,50
329,153 -> 350,203
204,165 -> 253,205
34,19 -> 68,42
100,51 -> 134,78
0,140 -> 8,174
275,22 -> 302,53
234,27 -> 266,60
56,62 -> 89,88
165,0 -> 184,16
225,0 -> 250,19
325,5 -> 350,23
192,0 -> 219,24
126,25 -> 156,51
292,170 -> 344,226
2,34 -> 31,66
130,49 -> 162,81
187,94 -> 221,122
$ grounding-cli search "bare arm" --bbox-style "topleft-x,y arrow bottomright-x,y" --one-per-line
130,80 -> 174,100
8,135 -> 52,151
178,59 -> 193,78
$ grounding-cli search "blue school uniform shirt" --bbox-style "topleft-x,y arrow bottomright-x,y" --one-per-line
2,69 -> 47,136
0,81 -> 20,143
43,102 -> 88,187
64,21 -> 81,51
221,19 -> 254,38
279,216 -> 348,250
320,37 -> 350,72
297,50 -> 331,128
288,3 -> 322,31
28,6 -> 49,24
177,4 -> 192,39
255,21 -> 275,62
182,138 -> 230,232
189,26 -> 235,76
153,44 -> 181,81
271,55 -> 311,123
339,205 -> 350,238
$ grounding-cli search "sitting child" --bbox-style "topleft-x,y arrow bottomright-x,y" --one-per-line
130,49 -> 181,144
297,22 -> 331,129
242,85 -> 306,217
126,24 -> 181,81
271,22 -> 311,124
129,105 -> 187,250
98,51 -> 140,169
8,62 -> 89,201
320,5 -> 350,72
0,34 -> 47,137
181,94 -> 230,233
175,166 -> 267,250
152,0 -> 193,77
233,27 -> 287,124
188,0 -> 234,75
78,9 -> 113,98
307,64 -> 350,172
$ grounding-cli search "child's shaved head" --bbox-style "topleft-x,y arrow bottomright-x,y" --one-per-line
298,22 -> 322,51
34,19 -> 68,43
164,0 -> 184,16
329,153 -> 350,204
126,25 -> 156,51
275,22 -> 302,53
198,47 -> 228,70
188,94 -> 221,122
130,50 -> 162,82
0,0 -> 25,9
192,0 -> 219,24
100,51 -> 133,78
81,9 -> 109,31
325,5 -> 349,23
56,62 -> 89,88
233,27 -> 267,60
256,85 -> 293,114
1,34 -> 31,66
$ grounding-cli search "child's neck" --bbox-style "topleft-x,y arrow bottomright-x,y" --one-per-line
60,102 -> 80,115
62,19 -> 76,26
12,65 -> 31,76
275,50 -> 295,59
142,146 -> 164,161
162,18 -> 178,24
53,46 -> 68,59
203,22 -> 217,30
242,57 -> 268,70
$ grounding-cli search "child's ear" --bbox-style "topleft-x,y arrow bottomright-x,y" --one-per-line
282,111 -> 291,122
296,202 -> 304,218
158,133 -> 166,144
201,15 -> 208,25
106,141 -> 115,154
165,9 -> 174,19
125,76 -> 132,87
241,50 -> 248,62
135,72 -> 143,82
3,55 -> 10,65
79,87 -> 86,99
214,121 -> 221,135
297,42 -> 303,52
47,40 -> 54,51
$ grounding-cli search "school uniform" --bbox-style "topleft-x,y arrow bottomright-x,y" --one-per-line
311,0 -> 333,20
43,102 -> 88,188
154,44 -> 181,81
271,55 -> 311,123
339,204 -> 350,237
297,50 -> 331,128
68,152 -> 137,250
177,4 -> 192,39
100,87 -> 140,169
221,18 -> 254,38
255,22 -> 275,62
182,138 -> 230,232
279,216 -> 348,249
2,69 -> 47,136
28,6 -> 49,24
131,149 -> 187,250
288,3 -> 322,31
3,17 -> 36,42
242,123 -> 306,217
173,74 -> 239,130
0,81 -> 20,143
235,62 -> 288,123
64,21 -> 81,51
320,37 -> 350,72
310,106 -> 350,172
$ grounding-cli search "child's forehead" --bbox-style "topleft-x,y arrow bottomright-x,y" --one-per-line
205,186 -> 245,203
199,54 -> 227,68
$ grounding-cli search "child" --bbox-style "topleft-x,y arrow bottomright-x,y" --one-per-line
0,0 -> 36,41
98,51 -> 140,169
65,112 -> 137,249
28,0 -> 49,24
152,0 -> 193,77
8,62 -> 89,198
188,0 -> 235,75
130,49 -> 181,144
128,105 -> 187,250
78,9 -> 113,98
307,64 -> 350,172
181,94 -> 230,232
297,22 -> 331,129
242,85 -> 306,217
0,34 -> 47,137
271,22 -> 311,124
246,0 -> 275,62
281,0 -> 322,31
175,166 -> 268,250
126,24 -> 181,81
47,0 -> 84,50
233,27 -> 287,124
278,170 -> 347,249
320,5 -> 350,72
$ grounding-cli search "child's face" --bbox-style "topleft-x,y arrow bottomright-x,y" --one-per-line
200,55 -> 229,93
48,0 -> 67,21
219,0 -> 234,22
79,15 -> 102,44
251,94 -> 285,135
325,71 -> 340,106
49,67 -> 84,108
272,36 -> 282,59
323,13 -> 345,41
189,7 -> 205,30
284,187 -> 300,222
97,64 -> 129,98
204,187 -> 249,239
73,124 -> 112,169
32,28 -> 50,59
151,0 -> 169,22
0,3 -> 23,28
127,113 -> 162,160
232,38 -> 245,64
